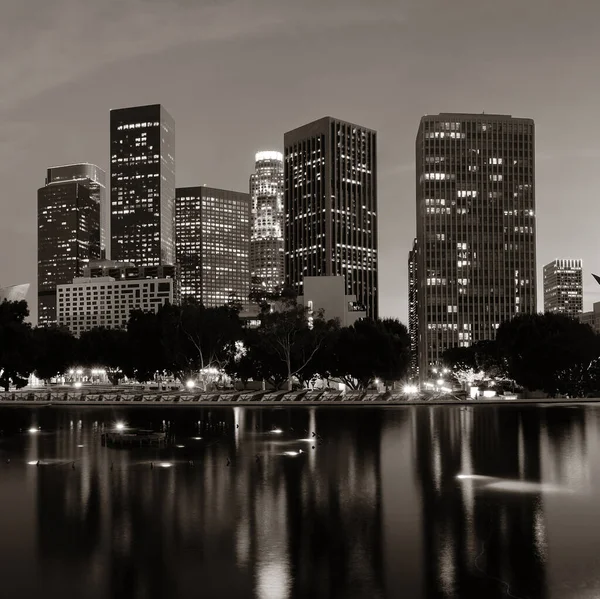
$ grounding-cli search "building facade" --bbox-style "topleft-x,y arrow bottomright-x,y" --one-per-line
297,275 -> 366,327
38,170 -> 102,326
416,113 -> 536,379
175,186 -> 251,307
543,259 -> 583,317
579,303 -> 600,333
84,260 -> 180,303
110,104 -> 175,266
57,276 -> 173,336
408,238 -> 419,380
284,117 -> 378,319
250,151 -> 284,296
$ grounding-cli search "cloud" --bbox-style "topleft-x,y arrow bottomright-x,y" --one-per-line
0,0 -> 404,110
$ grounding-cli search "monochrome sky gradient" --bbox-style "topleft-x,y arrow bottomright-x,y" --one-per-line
1,0 -> 600,323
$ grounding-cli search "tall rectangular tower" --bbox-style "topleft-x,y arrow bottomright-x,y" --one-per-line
543,259 -> 583,317
408,238 -> 419,380
110,104 -> 175,266
175,186 -> 251,308
250,151 -> 284,296
38,168 -> 102,326
416,113 -> 536,378
284,117 -> 378,319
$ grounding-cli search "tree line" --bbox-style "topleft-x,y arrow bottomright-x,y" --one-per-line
0,297 -> 411,392
442,312 -> 600,398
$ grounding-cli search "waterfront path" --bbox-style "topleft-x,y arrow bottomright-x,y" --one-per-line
0,390 -> 599,407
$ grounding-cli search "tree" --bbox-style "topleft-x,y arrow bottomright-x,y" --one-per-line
31,326 -> 76,383
250,303 -> 338,390
127,310 -> 165,382
0,300 -> 34,391
496,313 -> 600,397
442,345 -> 483,389
78,328 -> 133,385
329,318 -> 411,390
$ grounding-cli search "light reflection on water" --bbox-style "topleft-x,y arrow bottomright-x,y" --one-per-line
0,405 -> 600,598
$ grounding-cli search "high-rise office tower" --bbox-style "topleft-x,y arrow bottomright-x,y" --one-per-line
46,164 -> 108,258
38,167 -> 102,326
284,117 -> 378,318
416,113 -> 536,378
408,238 -> 419,380
110,104 -> 175,266
543,259 -> 583,317
175,186 -> 251,307
249,151 -> 284,296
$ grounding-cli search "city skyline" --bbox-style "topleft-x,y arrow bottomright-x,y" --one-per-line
2,0 -> 600,324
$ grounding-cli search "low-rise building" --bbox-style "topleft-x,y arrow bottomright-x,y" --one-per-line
57,276 -> 173,336
297,276 -> 366,327
578,302 -> 600,333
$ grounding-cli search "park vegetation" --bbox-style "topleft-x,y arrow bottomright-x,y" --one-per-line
0,296 -> 411,392
442,313 -> 600,398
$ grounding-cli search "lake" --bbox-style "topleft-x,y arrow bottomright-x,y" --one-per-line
0,403 -> 597,599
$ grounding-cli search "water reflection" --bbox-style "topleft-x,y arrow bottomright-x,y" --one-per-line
1,405 -> 600,597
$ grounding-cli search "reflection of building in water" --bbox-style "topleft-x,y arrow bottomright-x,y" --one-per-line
32,408 -> 385,599
412,407 -> 547,598
540,406 -> 591,492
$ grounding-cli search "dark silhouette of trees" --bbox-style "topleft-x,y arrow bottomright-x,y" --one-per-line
78,328 -> 132,385
0,300 -> 34,391
496,313 -> 600,397
32,326 -> 77,383
329,318 -> 411,390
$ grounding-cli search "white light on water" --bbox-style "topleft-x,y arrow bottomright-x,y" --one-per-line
77,445 -> 84,448
192,437 -> 202,441
27,461 -> 39,465
159,462 -> 173,468
271,429 -> 283,434
28,427 -> 39,434
284,450 -> 303,457
176,444 -> 185,448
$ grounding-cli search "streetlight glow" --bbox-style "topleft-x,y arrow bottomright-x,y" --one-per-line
186,380 -> 195,390
115,422 -> 125,431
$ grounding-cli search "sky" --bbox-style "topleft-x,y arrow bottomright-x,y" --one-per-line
1,0 -> 600,324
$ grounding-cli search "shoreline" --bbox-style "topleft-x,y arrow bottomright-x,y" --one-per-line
0,391 -> 599,408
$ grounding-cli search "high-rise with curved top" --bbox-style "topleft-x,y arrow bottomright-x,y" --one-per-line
249,151 -> 284,296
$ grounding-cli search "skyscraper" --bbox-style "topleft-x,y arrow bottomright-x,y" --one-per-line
110,104 -> 175,266
416,113 -> 536,378
46,164 -> 108,258
175,186 -> 251,307
38,168 -> 101,326
543,259 -> 583,317
249,151 -> 284,296
408,238 -> 419,380
284,117 -> 378,319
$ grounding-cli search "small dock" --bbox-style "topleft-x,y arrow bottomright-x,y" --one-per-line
101,429 -> 167,448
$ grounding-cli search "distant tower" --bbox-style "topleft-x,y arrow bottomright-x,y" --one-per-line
408,238 -> 419,380
416,113 -> 536,378
249,151 -> 284,297
175,186 -> 251,307
110,104 -> 175,266
284,117 -> 378,318
46,164 -> 108,258
38,167 -> 102,326
543,259 -> 583,317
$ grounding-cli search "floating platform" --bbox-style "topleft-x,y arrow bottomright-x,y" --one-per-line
101,429 -> 167,448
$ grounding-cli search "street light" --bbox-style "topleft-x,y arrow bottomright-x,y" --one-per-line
403,384 -> 418,395
115,421 -> 125,432
186,380 -> 195,390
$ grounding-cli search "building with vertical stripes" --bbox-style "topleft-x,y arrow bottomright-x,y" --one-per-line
110,104 -> 175,266
284,117 -> 378,319
416,113 -> 536,379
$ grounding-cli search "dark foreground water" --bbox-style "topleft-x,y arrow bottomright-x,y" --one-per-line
0,404 -> 598,599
